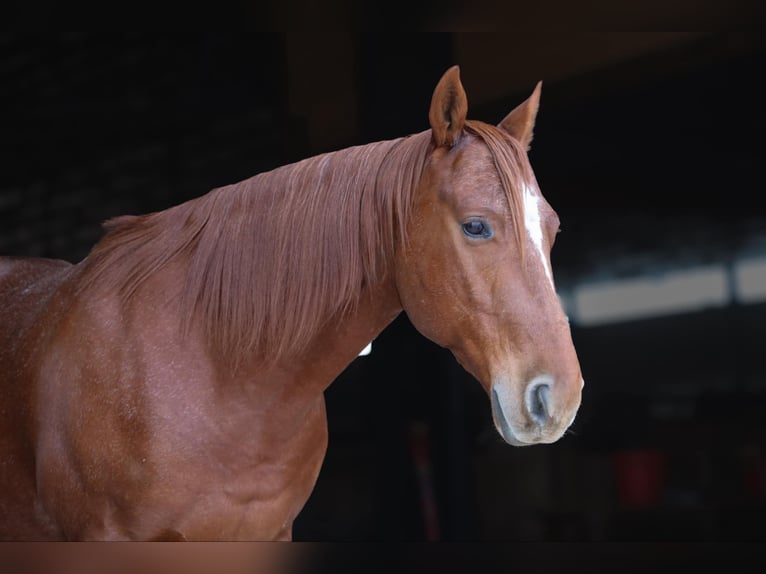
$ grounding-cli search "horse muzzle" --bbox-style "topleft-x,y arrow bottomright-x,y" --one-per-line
490,374 -> 582,446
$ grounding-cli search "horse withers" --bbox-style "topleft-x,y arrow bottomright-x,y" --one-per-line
0,66 -> 582,540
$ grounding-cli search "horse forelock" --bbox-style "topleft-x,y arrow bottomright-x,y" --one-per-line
463,120 -> 533,259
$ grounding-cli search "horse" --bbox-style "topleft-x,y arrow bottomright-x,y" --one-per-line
0,66 -> 583,540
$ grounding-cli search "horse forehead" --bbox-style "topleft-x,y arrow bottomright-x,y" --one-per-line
449,141 -> 504,195
453,138 -> 496,177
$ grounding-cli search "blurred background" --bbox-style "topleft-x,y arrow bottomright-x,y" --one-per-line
2,29 -> 765,543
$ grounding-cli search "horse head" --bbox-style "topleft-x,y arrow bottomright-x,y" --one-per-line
395,66 -> 583,446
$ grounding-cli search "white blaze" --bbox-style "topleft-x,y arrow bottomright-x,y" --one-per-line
523,183 -> 554,289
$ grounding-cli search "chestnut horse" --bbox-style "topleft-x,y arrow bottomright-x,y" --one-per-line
0,66 -> 582,540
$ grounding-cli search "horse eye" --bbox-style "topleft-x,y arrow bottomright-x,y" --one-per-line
462,220 -> 492,239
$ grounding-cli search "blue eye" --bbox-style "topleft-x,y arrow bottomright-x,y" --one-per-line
462,220 -> 492,239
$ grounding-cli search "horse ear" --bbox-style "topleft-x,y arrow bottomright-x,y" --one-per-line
429,65 -> 468,148
498,81 -> 542,151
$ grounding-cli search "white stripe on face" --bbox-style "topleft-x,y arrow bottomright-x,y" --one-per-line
523,183 -> 554,289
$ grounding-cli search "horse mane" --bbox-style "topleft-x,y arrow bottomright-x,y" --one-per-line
79,121 -> 531,371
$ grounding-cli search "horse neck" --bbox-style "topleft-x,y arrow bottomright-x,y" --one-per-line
171,131 -> 432,384
270,277 -> 403,395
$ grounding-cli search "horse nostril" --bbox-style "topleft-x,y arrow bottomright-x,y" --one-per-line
526,379 -> 552,425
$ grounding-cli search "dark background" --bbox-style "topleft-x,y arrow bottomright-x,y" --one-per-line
2,30 -> 766,545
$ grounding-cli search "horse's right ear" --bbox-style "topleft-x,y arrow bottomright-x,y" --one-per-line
429,65 -> 467,148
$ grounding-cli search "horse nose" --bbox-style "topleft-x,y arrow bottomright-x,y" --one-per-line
525,376 -> 553,426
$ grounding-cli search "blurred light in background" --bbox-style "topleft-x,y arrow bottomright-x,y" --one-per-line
734,256 -> 766,304
562,252 -> 766,326
572,264 -> 729,326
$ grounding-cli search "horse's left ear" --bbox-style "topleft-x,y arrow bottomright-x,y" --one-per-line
498,81 -> 542,151
429,65 -> 468,148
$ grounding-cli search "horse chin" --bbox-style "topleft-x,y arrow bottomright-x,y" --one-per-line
495,427 -> 560,447
491,415 -> 560,447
